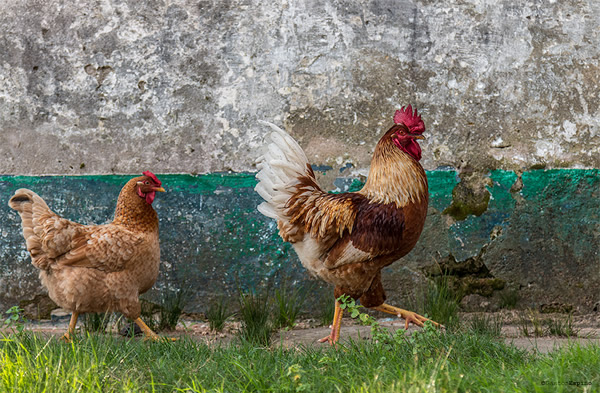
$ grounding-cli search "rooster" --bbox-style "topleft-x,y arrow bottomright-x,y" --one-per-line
9,171 -> 167,341
255,107 -> 439,344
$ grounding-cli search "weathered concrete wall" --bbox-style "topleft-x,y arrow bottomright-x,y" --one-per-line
1,171 -> 598,316
0,0 -> 599,175
0,1 -> 599,316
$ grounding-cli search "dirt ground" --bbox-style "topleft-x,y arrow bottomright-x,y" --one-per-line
6,310 -> 600,354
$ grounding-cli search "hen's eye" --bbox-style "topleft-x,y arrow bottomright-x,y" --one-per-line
144,181 -> 150,185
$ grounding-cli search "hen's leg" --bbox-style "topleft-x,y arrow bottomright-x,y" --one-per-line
318,300 -> 343,345
61,312 -> 79,342
132,318 -> 177,341
133,317 -> 161,341
373,304 -> 443,330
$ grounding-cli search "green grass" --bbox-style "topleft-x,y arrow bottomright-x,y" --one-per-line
273,284 -> 306,329
499,289 -> 520,309
237,290 -> 273,346
318,295 -> 336,327
466,313 -> 503,337
0,329 -> 598,392
547,314 -> 578,337
410,276 -> 460,330
206,298 -> 234,333
82,312 -> 112,334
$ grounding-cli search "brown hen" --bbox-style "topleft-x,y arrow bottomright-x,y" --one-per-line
255,107 -> 440,344
9,171 -> 166,341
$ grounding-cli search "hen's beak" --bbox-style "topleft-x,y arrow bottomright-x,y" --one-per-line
411,135 -> 425,140
153,187 -> 166,192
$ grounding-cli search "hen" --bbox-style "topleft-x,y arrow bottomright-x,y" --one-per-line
9,171 -> 166,341
255,107 -> 439,344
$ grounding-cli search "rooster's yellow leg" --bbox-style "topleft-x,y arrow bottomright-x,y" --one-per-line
61,312 -> 79,342
318,300 -> 343,345
373,304 -> 443,330
133,318 -> 177,341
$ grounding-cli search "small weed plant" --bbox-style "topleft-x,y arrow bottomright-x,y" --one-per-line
273,284 -> 306,329
499,289 -> 519,309
318,296 -> 336,327
547,313 -> 578,337
82,312 -> 111,333
518,309 -> 544,337
158,289 -> 187,331
139,300 -> 160,332
337,294 -> 443,352
518,310 -> 578,337
206,298 -> 234,332
238,290 -> 273,346
411,276 -> 460,330
3,306 -> 26,334
467,313 -> 503,337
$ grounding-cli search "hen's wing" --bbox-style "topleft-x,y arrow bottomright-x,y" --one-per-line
55,225 -> 145,271
9,188 -> 144,272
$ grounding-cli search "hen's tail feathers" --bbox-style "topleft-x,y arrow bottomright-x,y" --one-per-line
8,189 -> 55,270
255,121 -> 314,221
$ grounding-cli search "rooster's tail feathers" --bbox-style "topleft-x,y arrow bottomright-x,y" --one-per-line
255,121 -> 312,221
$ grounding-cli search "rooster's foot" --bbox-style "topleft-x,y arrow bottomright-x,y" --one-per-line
318,333 -> 338,345
60,333 -> 73,343
373,304 -> 444,330
318,300 -> 343,346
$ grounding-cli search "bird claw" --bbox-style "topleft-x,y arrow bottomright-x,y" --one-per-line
142,335 -> 178,342
318,335 -> 338,346
318,335 -> 331,344
59,333 -> 72,343
398,310 -> 443,330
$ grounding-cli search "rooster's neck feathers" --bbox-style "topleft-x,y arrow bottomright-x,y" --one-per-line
359,135 -> 428,207
112,179 -> 159,231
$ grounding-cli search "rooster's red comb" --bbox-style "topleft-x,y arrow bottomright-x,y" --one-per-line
393,105 -> 425,134
142,171 -> 162,186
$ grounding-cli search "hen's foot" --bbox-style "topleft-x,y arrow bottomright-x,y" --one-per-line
60,311 -> 79,343
134,317 -> 177,342
373,304 -> 443,330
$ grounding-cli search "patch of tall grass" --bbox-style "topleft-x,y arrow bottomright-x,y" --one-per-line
0,328 -> 597,393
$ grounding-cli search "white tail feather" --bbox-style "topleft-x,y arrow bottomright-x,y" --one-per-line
255,121 -> 310,221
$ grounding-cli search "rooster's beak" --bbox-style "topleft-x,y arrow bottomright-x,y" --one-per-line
412,135 -> 425,140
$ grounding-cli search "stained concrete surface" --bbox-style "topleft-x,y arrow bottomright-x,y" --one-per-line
0,0 -> 599,318
0,0 -> 599,176
1,171 -> 598,315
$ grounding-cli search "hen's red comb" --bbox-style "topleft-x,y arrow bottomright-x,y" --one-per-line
393,105 -> 425,134
143,171 -> 162,186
